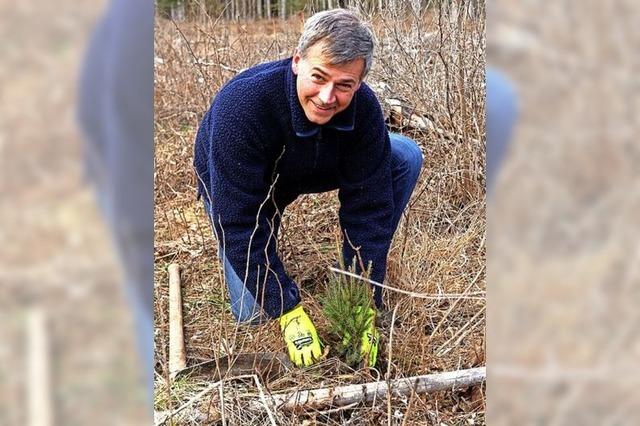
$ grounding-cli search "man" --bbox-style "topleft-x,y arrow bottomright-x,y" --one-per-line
194,9 -> 422,367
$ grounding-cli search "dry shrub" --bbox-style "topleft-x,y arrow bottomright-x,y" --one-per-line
154,2 -> 485,424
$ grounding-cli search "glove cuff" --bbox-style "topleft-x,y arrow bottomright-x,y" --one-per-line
279,304 -> 306,328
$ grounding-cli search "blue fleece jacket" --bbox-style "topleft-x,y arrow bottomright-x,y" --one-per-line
193,58 -> 394,318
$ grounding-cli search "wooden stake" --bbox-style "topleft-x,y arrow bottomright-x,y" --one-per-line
27,308 -> 53,426
168,263 -> 187,375
265,367 -> 486,411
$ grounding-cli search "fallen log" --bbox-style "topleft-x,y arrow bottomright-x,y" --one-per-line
383,98 -> 481,145
266,367 -> 485,411
384,98 -> 434,132
173,352 -> 293,383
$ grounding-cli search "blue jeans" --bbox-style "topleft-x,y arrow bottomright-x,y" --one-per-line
205,132 -> 423,323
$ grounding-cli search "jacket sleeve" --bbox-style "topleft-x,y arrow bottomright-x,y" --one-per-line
337,88 -> 395,309
200,89 -> 300,319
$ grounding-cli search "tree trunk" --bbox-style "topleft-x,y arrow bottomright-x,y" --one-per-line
171,0 -> 186,21
225,0 -> 231,20
280,0 -> 286,20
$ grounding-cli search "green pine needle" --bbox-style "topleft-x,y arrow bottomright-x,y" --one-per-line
321,259 -> 374,367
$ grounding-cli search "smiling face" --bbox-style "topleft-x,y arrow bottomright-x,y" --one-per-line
292,42 -> 364,125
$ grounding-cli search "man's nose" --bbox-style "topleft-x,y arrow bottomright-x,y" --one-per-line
318,84 -> 336,105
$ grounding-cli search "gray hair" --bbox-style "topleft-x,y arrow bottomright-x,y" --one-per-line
297,9 -> 375,78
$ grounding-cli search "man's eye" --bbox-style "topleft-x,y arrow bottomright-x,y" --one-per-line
311,74 -> 324,82
337,84 -> 352,91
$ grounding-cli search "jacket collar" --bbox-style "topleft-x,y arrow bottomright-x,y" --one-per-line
285,58 -> 357,137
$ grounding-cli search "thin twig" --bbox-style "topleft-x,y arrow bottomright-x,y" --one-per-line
170,19 -> 209,107
329,267 -> 485,300
155,380 -> 221,426
386,303 -> 399,426
427,266 -> 484,344
252,374 -> 277,426
316,402 -> 360,415
401,384 -> 418,426
436,306 -> 486,356
218,382 -> 226,426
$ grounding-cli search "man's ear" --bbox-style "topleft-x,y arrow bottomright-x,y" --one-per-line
292,52 -> 301,75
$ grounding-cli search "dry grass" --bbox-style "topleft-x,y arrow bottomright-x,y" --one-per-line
154,3 -> 485,424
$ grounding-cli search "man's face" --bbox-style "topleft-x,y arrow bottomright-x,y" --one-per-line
292,42 -> 364,125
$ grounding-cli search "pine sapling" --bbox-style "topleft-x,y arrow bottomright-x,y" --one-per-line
321,257 -> 375,367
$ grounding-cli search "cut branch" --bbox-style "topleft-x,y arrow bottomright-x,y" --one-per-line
265,367 -> 485,411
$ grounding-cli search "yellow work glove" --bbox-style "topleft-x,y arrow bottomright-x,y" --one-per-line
359,307 -> 379,367
279,305 -> 323,367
